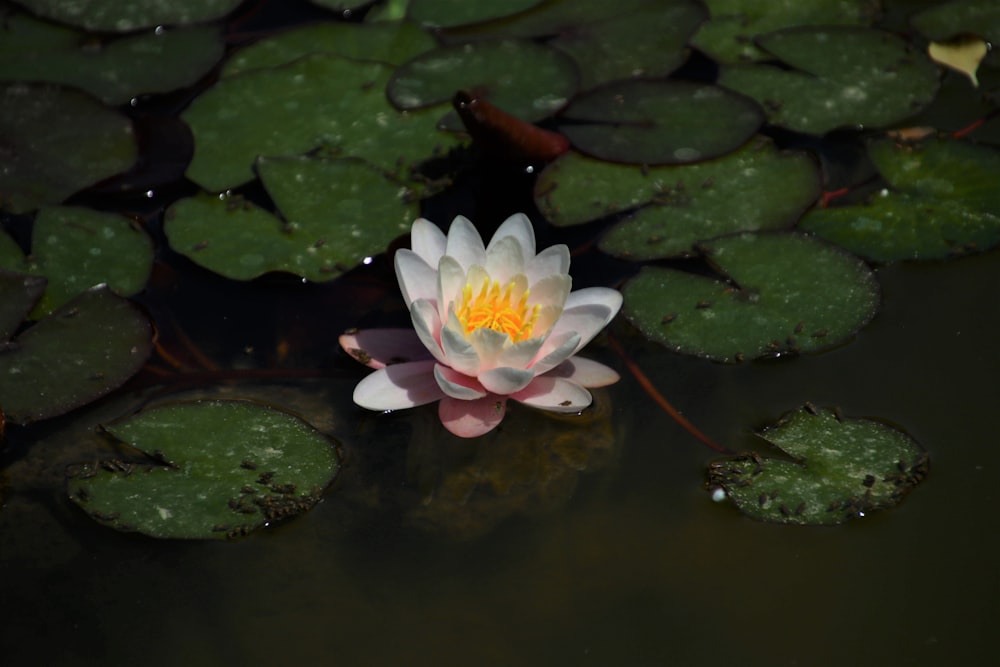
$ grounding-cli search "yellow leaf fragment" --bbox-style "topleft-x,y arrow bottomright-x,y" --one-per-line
928,38 -> 989,87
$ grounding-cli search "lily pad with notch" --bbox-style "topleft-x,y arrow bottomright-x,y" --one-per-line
707,404 -> 928,525
621,232 -> 880,363
67,399 -> 340,540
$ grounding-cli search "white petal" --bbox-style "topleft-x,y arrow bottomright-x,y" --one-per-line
531,330 -> 581,375
487,212 -> 535,261
547,356 -> 620,388
484,235 -> 526,284
339,328 -> 432,369
410,299 -> 447,364
439,395 -> 507,437
394,249 -> 436,307
410,218 -> 447,266
467,326 -> 510,370
444,215 -> 486,271
437,255 -> 467,321
478,366 -> 536,395
353,360 -> 443,410
497,336 -> 545,370
527,273 -> 571,309
434,364 -> 487,400
526,244 -> 570,284
441,315 -> 481,376
547,287 -> 622,355
512,376 -> 593,413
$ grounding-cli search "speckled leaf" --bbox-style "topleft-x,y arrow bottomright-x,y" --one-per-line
911,0 -> 1000,44
708,405 -> 928,525
183,54 -> 459,192
622,233 -> 880,362
222,20 -> 436,77
0,83 -> 137,214
0,14 -> 223,105
67,400 -> 340,540
535,139 -> 820,259
800,137 -> 1000,262
406,0 -> 544,28
718,27 -> 940,135
0,286 -> 152,424
556,80 -> 763,165
9,0 -> 243,32
387,39 -> 578,125
0,270 -> 46,342
692,0 -> 872,64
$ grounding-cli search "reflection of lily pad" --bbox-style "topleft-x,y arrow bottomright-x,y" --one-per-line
0,83 -> 137,214
535,139 -> 820,259
183,54 -> 460,192
800,137 -> 1000,262
622,233 -> 880,362
0,206 -> 154,316
718,27 -> 940,135
556,80 -> 763,165
708,404 -> 928,525
0,14 -> 223,105
0,286 -> 152,424
67,400 -> 340,540
10,0 -> 243,32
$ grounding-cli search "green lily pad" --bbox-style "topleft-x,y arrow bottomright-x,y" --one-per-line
548,0 -> 706,90
387,39 -> 578,124
406,0 -> 544,28
222,20 -> 436,77
366,0 -> 409,22
691,0 -> 873,64
183,53 -> 460,192
0,14 -> 223,106
800,137 -> 1000,262
0,285 -> 152,424
0,270 -> 46,341
707,404 -> 928,525
166,156 -> 416,281
535,139 -> 821,259
67,399 -> 340,540
0,206 -> 153,316
0,82 -> 137,214
307,0 -> 374,13
9,0 -> 244,32
718,27 -> 940,135
911,0 -> 1000,43
556,80 -> 763,165
621,232 -> 880,363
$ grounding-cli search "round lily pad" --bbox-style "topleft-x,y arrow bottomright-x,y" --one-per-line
406,0 -> 544,28
708,404 -> 928,525
0,285 -> 152,424
67,399 -> 340,540
535,139 -> 820,259
0,270 -> 46,341
9,0 -> 244,32
0,206 -> 154,316
718,26 -> 940,135
800,137 -> 1000,262
387,39 -> 578,124
556,80 -> 764,165
621,232 -> 880,362
183,53 -> 460,192
0,82 -> 137,214
911,0 -> 1000,44
0,14 -> 224,105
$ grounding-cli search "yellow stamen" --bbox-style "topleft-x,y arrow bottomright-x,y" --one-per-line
455,277 -> 539,342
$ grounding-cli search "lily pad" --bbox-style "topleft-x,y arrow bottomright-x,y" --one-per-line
535,139 -> 821,259
0,15 -> 224,105
307,0 -> 374,13
9,0 -> 244,32
621,232 -> 880,363
556,80 -> 764,165
387,39 -> 578,124
0,206 -> 154,316
0,285 -> 152,424
67,399 -> 340,540
221,20 -> 436,77
0,270 -> 46,341
183,54 -> 460,192
800,136 -> 1000,262
0,82 -> 137,214
691,0 -> 873,64
718,27 -> 940,135
707,405 -> 928,525
911,0 -> 1000,44
406,0 -> 544,28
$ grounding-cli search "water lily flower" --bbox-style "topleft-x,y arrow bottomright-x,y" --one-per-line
340,213 -> 622,438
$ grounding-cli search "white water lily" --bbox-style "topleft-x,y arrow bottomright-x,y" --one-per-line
340,213 -> 621,438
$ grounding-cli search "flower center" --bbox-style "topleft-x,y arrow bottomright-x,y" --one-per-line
456,278 -> 539,342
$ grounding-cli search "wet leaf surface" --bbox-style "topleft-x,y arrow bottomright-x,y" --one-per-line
556,80 -> 763,165
718,26 -> 940,135
67,399 -> 340,539
536,139 -> 820,259
622,232 -> 880,362
0,286 -> 152,424
800,136 -> 1000,262
9,0 -> 243,32
708,405 -> 928,525
0,82 -> 137,214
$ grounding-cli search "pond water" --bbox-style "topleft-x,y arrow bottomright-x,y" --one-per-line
2,1 -> 999,665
